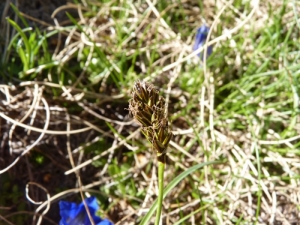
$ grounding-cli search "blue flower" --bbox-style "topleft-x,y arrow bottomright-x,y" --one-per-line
193,25 -> 213,60
59,196 -> 113,225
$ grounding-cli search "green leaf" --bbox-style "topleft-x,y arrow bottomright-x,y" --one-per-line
139,161 -> 220,225
6,18 -> 32,72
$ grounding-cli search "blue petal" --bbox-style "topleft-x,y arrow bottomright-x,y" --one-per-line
59,196 -> 114,225
193,25 -> 210,51
59,201 -> 82,224
193,25 -> 213,60
80,196 -> 99,216
98,219 -> 114,225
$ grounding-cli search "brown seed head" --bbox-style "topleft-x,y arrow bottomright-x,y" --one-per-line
129,81 -> 172,163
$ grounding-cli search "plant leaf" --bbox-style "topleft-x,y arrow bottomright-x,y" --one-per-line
139,161 -> 220,225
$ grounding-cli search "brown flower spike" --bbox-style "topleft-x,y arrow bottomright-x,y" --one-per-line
129,81 -> 172,163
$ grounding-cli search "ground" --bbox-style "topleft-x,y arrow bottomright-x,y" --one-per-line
1,0 -> 300,225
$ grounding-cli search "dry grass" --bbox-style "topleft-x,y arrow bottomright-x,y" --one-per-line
1,0 -> 300,224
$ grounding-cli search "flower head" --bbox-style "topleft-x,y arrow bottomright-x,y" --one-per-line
129,81 -> 172,163
59,196 -> 113,225
193,25 -> 213,60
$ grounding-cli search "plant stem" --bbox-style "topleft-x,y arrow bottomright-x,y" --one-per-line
155,161 -> 165,225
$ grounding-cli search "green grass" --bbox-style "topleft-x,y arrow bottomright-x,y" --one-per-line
1,0 -> 300,224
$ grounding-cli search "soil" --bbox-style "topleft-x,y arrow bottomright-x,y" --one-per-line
0,1 -> 85,224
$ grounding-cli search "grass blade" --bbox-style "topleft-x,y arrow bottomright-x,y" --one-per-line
139,161 -> 219,225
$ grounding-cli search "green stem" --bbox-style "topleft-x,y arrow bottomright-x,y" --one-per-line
155,161 -> 165,225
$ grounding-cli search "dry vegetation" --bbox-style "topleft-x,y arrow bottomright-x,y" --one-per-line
1,0 -> 300,224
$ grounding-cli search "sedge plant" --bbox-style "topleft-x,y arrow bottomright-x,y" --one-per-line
129,80 -> 172,225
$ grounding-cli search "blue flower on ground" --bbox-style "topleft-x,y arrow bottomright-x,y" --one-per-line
59,196 -> 113,225
193,25 -> 213,60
